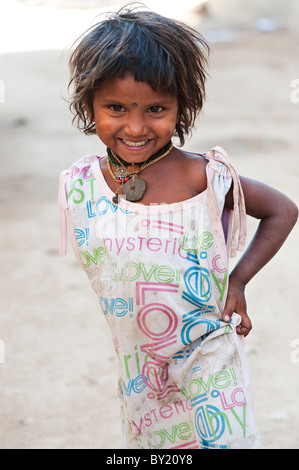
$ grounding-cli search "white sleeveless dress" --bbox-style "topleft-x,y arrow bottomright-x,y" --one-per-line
59,147 -> 262,449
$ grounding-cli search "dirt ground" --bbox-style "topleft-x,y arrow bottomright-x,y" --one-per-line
0,4 -> 299,449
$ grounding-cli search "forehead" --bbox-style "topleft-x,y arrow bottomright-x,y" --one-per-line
94,75 -> 177,105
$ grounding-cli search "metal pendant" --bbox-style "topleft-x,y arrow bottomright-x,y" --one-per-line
114,167 -> 129,179
122,175 -> 146,202
126,164 -> 140,174
112,186 -> 122,205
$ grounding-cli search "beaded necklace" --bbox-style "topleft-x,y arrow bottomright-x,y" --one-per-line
106,140 -> 173,203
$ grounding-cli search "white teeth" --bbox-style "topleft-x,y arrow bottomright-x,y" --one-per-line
122,139 -> 148,147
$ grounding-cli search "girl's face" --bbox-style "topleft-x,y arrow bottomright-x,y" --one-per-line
92,74 -> 178,163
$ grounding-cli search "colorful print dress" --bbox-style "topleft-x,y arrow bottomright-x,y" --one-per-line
59,147 -> 262,449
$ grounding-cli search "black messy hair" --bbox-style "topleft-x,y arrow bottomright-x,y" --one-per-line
68,3 -> 210,146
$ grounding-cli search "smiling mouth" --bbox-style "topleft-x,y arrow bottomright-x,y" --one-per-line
122,139 -> 149,147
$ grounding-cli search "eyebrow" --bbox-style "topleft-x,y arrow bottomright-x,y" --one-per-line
98,96 -> 173,107
98,97 -> 138,106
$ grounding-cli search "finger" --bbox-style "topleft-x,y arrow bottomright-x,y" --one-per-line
223,313 -> 232,323
222,300 -> 236,323
236,314 -> 252,337
237,324 -> 251,337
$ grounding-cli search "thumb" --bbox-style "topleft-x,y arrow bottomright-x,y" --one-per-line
222,297 -> 236,323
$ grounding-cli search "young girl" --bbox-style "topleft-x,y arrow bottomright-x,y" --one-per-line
59,5 -> 298,449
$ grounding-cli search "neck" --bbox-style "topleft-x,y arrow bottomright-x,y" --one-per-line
107,140 -> 172,167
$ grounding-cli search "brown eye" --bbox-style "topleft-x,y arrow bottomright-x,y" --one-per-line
110,105 -> 124,112
149,106 -> 163,113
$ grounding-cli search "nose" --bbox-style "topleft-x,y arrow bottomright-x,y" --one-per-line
124,112 -> 148,138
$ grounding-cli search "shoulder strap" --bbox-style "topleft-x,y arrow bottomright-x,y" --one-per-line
58,168 -> 85,268
58,155 -> 103,268
205,146 -> 247,263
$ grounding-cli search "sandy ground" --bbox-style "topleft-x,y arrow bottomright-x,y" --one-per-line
0,3 -> 299,449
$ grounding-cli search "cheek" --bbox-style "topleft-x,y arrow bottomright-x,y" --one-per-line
94,119 -> 114,139
161,119 -> 178,138
96,122 -> 109,134
154,114 -> 178,135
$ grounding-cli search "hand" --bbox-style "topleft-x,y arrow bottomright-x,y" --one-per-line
222,277 -> 252,337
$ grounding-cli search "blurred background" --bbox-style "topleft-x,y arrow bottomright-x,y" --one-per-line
0,0 -> 298,449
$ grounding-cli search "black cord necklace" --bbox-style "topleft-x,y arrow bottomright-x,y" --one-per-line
107,140 -> 172,169
106,140 -> 173,203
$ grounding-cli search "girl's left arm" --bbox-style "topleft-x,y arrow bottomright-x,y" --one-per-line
223,176 -> 298,336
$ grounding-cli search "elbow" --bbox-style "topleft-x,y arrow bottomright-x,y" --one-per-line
292,203 -> 299,226
286,200 -> 298,230
273,197 -> 299,235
